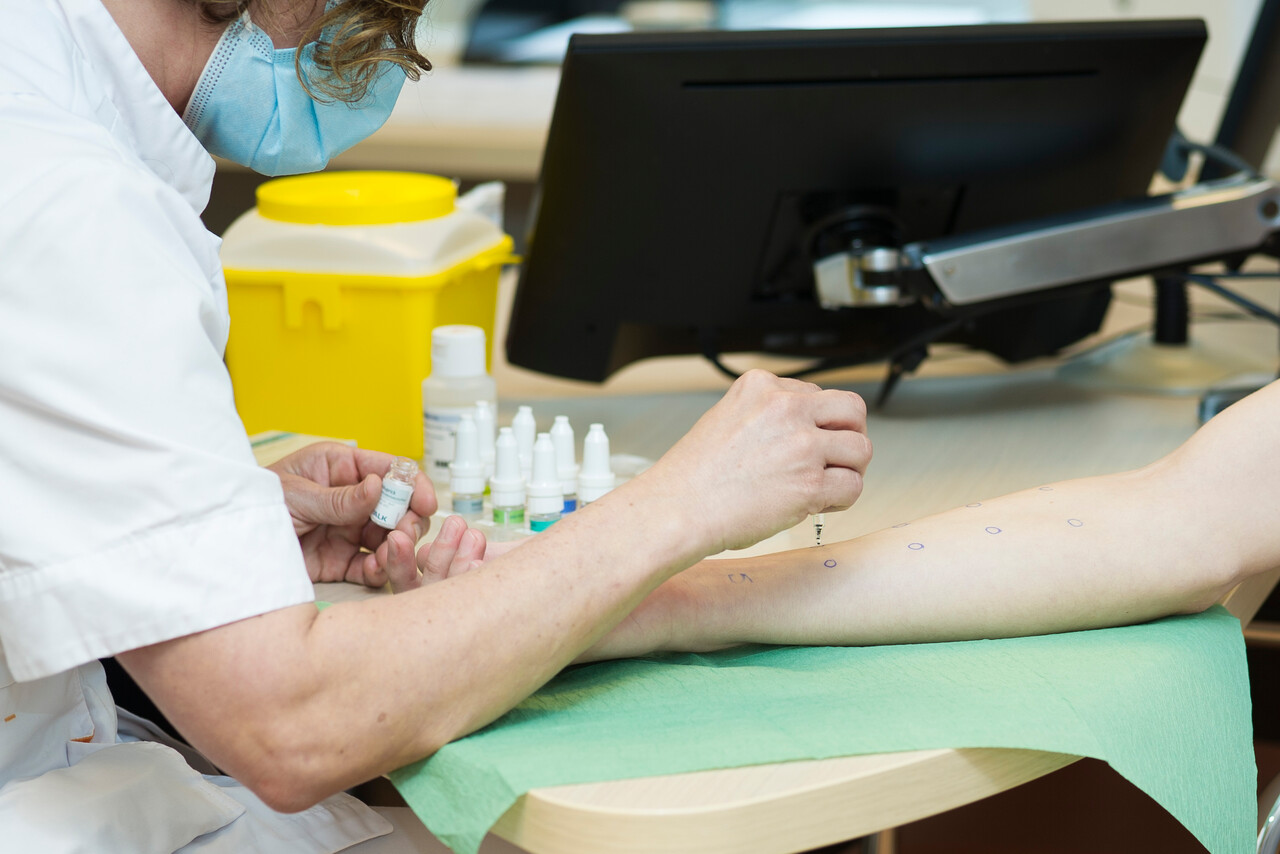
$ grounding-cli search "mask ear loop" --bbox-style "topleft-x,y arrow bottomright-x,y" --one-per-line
182,11 -> 266,131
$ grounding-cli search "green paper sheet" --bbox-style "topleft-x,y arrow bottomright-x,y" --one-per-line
389,606 -> 1254,854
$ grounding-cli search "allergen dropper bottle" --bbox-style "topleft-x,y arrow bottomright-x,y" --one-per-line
490,427 -> 525,527
526,433 -> 563,532
512,405 -> 536,481
474,400 -> 497,483
423,325 -> 497,487
577,423 -> 616,505
551,415 -> 579,513
371,457 -> 419,528
449,413 -> 485,520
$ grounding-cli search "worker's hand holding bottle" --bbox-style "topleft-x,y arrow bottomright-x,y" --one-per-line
267,443 -> 437,589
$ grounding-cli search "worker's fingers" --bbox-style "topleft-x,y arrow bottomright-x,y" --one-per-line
420,514 -> 467,583
416,517 -> 492,583
812,388 -> 869,432
817,426 -> 873,476
282,472 -> 381,533
818,466 -> 867,514
450,528 -> 488,577
382,530 -> 422,593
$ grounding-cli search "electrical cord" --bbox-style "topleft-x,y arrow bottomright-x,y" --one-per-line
1164,128 -> 1263,181
1175,273 -> 1280,326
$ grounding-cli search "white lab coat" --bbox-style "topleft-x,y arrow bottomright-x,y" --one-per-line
0,1 -> 393,850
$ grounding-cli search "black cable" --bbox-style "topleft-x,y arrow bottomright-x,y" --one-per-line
1176,273 -> 1280,326
1208,271 -> 1280,280
1165,128 -> 1263,181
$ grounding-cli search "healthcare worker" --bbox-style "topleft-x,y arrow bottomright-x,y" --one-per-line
0,1 -> 872,851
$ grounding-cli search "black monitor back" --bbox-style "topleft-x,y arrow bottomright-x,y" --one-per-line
507,21 -> 1206,382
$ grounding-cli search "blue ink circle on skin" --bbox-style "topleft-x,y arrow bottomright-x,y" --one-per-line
908,543 -> 925,551
824,559 -> 837,568
966,503 -> 982,508
1067,518 -> 1084,527
892,522 -> 910,528
985,526 -> 1002,534
1038,486 -> 1054,492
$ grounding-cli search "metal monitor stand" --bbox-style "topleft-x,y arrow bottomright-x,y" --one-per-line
1057,0 -> 1280,402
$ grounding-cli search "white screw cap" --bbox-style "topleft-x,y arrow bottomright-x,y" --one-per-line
431,325 -> 487,379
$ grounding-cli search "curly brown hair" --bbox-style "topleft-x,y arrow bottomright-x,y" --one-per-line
190,0 -> 432,101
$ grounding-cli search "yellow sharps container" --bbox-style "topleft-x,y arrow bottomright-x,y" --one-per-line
220,171 -> 516,458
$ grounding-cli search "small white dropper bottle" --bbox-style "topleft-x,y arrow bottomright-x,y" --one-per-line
526,433 -> 563,532
449,414 -> 485,520
490,427 -> 525,527
577,423 -> 616,505
474,400 -> 496,482
513,405 -> 536,481
551,415 -> 579,513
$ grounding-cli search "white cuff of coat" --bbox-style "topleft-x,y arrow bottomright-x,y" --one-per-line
0,502 -> 314,682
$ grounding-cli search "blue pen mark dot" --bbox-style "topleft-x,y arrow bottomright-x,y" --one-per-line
966,502 -> 982,508
892,522 -> 910,529
1038,486 -> 1054,492
823,559 -> 837,568
908,543 -> 925,551
985,526 -> 1002,534
1067,519 -> 1084,527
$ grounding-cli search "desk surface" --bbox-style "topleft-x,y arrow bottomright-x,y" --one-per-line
307,293 -> 1279,851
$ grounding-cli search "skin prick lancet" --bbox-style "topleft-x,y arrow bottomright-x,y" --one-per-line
371,457 -> 418,528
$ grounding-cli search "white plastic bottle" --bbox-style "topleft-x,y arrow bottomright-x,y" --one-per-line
526,433 -> 563,532
449,413 -> 485,520
423,325 -> 497,486
578,423 -> 616,504
490,427 -> 526,528
474,400 -> 497,482
512,405 -> 536,481
551,415 -> 579,513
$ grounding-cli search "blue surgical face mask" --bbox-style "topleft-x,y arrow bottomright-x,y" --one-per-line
183,10 -> 407,176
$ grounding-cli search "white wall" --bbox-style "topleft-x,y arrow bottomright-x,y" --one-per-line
1029,0 -> 1278,176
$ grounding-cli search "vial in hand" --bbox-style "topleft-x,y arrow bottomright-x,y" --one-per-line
371,457 -> 419,529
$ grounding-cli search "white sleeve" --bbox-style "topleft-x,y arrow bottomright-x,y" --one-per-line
0,93 -> 314,683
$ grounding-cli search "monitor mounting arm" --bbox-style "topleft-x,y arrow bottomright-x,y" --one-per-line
813,174 -> 1280,312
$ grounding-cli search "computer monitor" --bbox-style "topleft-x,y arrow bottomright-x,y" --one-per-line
1207,0 -> 1280,179
506,21 -> 1206,383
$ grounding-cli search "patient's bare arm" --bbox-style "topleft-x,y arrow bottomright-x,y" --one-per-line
584,380 -> 1280,660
